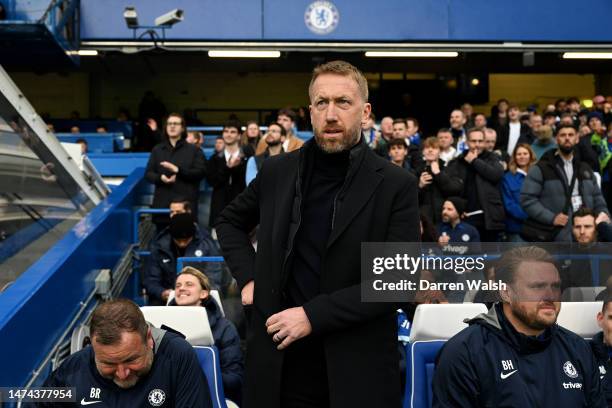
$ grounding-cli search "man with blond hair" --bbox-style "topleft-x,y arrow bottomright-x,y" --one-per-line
216,60 -> 419,408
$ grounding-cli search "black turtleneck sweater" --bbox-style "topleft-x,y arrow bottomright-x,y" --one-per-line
287,143 -> 350,306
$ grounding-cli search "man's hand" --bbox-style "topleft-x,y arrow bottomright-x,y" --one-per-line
266,307 -> 312,350
160,161 -> 179,174
147,118 -> 158,132
553,213 -> 569,226
464,150 -> 478,163
419,172 -> 433,188
430,160 -> 440,175
227,155 -> 242,168
241,280 -> 254,305
161,289 -> 172,303
438,233 -> 450,246
160,174 -> 176,184
597,212 -> 611,225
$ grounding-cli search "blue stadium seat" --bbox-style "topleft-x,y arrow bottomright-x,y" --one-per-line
405,340 -> 444,408
194,345 -> 229,408
403,303 -> 487,408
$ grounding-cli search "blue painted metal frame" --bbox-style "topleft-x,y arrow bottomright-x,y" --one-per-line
88,154 -> 150,177
0,168 -> 147,388
133,208 -> 170,246
50,120 -> 134,138
176,256 -> 225,274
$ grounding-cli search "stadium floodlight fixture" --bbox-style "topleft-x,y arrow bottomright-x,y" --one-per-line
123,6 -> 139,29
365,51 -> 459,58
563,52 -> 612,59
66,50 -> 99,56
155,9 -> 184,27
208,50 -> 281,58
77,50 -> 99,56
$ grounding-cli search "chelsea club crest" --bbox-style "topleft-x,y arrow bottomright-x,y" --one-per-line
305,1 -> 339,35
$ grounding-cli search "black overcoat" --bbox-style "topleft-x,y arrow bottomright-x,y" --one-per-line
216,138 -> 420,408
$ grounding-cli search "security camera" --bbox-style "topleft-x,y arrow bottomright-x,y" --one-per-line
155,9 -> 184,27
123,6 -> 139,28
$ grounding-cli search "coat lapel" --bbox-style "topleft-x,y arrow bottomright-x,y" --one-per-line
327,153 -> 383,248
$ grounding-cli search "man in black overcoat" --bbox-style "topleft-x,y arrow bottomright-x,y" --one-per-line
216,60 -> 420,408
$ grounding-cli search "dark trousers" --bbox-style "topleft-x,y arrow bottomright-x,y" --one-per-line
280,337 -> 329,408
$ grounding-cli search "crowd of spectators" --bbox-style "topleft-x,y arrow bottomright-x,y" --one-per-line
366,96 -> 612,245
51,90 -> 612,246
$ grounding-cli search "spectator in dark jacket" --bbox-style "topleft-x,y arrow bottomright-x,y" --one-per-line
446,128 -> 506,242
145,113 -> 206,229
449,109 -> 468,153
206,120 -> 250,228
591,299 -> 612,407
387,137 -> 412,170
436,197 -> 480,245
558,208 -> 612,290
496,104 -> 532,156
245,122 -> 286,185
483,127 -> 509,168
145,213 -> 219,305
414,136 -> 462,224
241,120 -> 262,158
521,124 -> 609,242
502,143 -> 537,241
571,207 -> 612,244
433,246 -> 606,408
171,267 -> 243,404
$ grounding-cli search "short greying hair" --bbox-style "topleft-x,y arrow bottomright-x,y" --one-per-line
309,60 -> 368,102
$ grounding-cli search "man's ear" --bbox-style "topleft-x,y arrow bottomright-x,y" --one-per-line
146,327 -> 154,350
362,103 -> 372,122
597,311 -> 604,329
499,286 -> 511,303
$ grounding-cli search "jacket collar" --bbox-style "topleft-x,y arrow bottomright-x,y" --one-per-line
154,224 -> 205,257
297,134 -> 384,248
164,138 -> 185,150
468,302 -> 555,354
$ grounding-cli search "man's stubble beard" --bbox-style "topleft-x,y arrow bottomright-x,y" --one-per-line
112,348 -> 154,389
314,124 -> 361,153
511,301 -> 557,332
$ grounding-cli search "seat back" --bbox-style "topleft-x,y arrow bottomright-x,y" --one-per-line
406,340 -> 445,408
404,303 -> 488,408
409,303 -> 488,342
210,290 -> 225,316
194,345 -> 228,408
140,306 -> 214,346
556,301 -> 602,338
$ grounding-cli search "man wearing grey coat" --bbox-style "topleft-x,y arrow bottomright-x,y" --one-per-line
521,124 -> 609,242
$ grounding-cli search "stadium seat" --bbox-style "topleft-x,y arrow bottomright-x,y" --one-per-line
556,301 -> 602,338
140,306 -> 230,408
404,303 -> 488,408
409,303 -> 488,342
